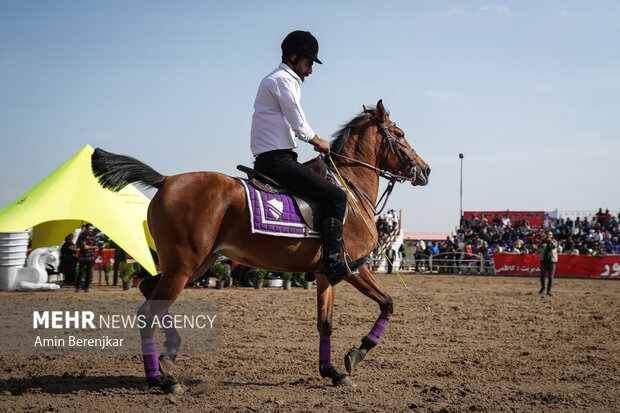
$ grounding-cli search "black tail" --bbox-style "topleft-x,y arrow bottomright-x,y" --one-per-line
91,148 -> 165,192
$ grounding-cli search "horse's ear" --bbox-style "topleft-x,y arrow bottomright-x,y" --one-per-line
362,105 -> 372,118
376,99 -> 389,122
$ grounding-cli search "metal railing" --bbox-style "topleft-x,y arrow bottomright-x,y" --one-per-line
372,252 -> 494,275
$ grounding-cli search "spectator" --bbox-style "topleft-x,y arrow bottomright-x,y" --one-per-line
501,214 -> 511,228
59,233 -> 77,285
398,244 -> 406,270
110,240 -> 127,287
414,240 -> 426,272
383,210 -> 394,232
538,231 -> 557,296
480,216 -> 489,229
75,224 -> 99,292
446,241 -> 458,274
595,208 -> 605,226
428,241 -> 439,256
492,214 -> 501,227
389,209 -> 399,232
386,248 -> 396,274
494,241 -> 504,254
512,238 -> 524,253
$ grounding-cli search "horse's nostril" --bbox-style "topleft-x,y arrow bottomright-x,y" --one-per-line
425,166 -> 431,177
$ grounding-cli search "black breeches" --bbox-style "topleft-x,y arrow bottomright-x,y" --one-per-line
254,150 -> 346,222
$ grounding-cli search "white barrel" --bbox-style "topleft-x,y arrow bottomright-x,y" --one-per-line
0,231 -> 29,241
0,231 -> 29,291
265,279 -> 283,288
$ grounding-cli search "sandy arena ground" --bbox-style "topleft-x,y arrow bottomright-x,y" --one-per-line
0,273 -> 618,412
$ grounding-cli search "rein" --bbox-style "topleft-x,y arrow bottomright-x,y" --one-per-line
329,152 -> 416,184
326,157 -> 396,216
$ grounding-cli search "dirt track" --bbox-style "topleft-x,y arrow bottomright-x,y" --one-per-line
0,274 -> 618,412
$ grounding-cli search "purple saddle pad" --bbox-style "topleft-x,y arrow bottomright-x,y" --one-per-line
238,178 -> 320,238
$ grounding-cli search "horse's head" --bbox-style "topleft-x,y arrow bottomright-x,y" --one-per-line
25,247 -> 59,272
364,99 -> 430,186
332,100 -> 430,187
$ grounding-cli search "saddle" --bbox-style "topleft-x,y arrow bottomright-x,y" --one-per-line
237,157 -> 332,232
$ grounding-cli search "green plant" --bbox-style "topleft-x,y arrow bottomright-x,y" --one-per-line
299,272 -> 306,281
104,262 -> 113,274
254,269 -> 267,282
211,262 -> 227,280
119,262 -> 135,282
281,272 -> 293,281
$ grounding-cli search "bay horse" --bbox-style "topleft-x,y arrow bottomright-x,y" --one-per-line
91,99 -> 430,393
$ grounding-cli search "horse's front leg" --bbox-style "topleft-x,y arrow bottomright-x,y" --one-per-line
316,273 -> 356,387
344,264 -> 393,375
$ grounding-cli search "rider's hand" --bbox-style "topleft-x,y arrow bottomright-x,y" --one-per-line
310,135 -> 330,154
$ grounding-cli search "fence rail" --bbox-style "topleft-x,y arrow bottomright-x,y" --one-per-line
371,252 -> 494,275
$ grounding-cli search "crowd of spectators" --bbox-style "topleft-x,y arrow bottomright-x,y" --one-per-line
396,208 -> 619,273
375,209 -> 399,251
453,208 -> 620,259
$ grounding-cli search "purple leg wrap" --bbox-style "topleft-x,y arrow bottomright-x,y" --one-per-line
366,311 -> 392,344
142,338 -> 161,378
162,311 -> 180,342
319,335 -> 332,368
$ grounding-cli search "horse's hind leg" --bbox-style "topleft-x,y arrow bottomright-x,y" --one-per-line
343,264 -> 393,375
316,274 -> 356,387
138,274 -> 161,299
139,274 -> 181,372
138,272 -> 191,394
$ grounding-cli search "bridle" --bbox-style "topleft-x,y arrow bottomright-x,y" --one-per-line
330,113 -> 418,183
327,111 -> 421,215
374,117 -> 419,183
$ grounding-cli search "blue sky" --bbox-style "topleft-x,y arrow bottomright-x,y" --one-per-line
1,1 -> 618,233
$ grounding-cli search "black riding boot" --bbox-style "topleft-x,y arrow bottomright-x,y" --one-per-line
322,218 -> 367,286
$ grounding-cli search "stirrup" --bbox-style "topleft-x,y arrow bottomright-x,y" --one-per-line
341,239 -> 367,275
325,256 -> 367,286
344,255 -> 367,276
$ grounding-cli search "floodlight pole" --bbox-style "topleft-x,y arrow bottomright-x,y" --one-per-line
459,153 -> 464,222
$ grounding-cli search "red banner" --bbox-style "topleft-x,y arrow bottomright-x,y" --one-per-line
464,211 -> 548,228
493,253 -> 620,278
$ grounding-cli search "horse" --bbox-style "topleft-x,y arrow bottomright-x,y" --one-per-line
91,99 -> 430,393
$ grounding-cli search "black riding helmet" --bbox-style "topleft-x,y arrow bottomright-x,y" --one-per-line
281,30 -> 322,65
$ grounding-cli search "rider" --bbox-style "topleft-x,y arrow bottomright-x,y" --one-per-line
250,30 -> 366,285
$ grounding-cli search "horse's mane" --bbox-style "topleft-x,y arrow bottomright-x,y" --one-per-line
330,106 -> 388,154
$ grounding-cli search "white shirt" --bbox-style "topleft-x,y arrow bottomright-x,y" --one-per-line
250,63 -> 316,156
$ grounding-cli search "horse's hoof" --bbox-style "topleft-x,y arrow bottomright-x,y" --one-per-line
163,339 -> 181,363
158,355 -> 174,374
333,375 -> 357,387
320,365 -> 357,387
344,347 -> 365,375
147,373 -> 182,394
